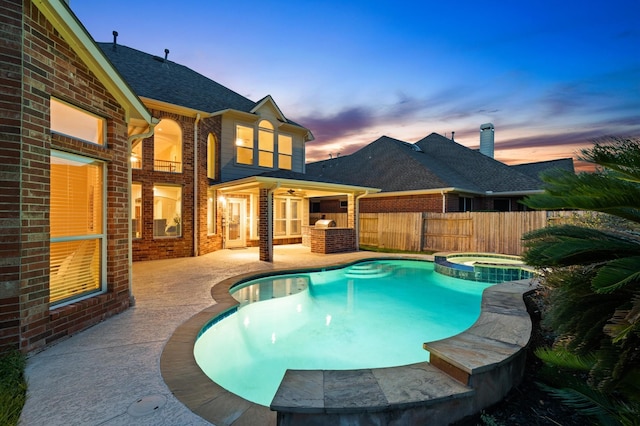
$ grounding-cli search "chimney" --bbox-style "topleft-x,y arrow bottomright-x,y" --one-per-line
112,31 -> 118,50
451,131 -> 455,141
164,49 -> 170,61
480,123 -> 495,158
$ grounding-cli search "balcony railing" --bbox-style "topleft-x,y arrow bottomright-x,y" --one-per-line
154,159 -> 182,173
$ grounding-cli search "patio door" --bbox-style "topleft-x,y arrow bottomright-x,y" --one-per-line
226,198 -> 246,248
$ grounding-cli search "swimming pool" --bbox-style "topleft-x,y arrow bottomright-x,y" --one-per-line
193,259 -> 492,406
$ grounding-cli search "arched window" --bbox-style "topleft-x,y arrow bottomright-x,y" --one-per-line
207,133 -> 217,179
258,120 -> 274,168
154,119 -> 182,173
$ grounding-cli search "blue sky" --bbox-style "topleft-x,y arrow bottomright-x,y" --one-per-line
72,0 -> 640,170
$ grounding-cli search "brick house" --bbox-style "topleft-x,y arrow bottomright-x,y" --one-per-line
98,41 -> 377,262
0,0 -> 573,354
305,133 -> 575,214
0,0 -> 155,353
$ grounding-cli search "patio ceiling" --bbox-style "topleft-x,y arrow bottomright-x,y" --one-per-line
210,176 -> 381,198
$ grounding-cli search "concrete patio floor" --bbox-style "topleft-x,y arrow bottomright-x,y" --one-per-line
20,245 -> 429,426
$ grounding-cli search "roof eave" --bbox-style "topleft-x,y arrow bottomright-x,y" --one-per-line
365,188 -> 469,197
33,0 -> 153,125
211,176 -> 381,195
484,189 -> 544,196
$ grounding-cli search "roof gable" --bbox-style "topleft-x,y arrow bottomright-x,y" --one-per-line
306,136 -> 451,191
307,133 -> 544,194
35,0 -> 153,125
512,158 -> 575,184
415,133 -> 542,192
251,95 -> 286,122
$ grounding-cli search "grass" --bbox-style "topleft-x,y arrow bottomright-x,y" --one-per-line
359,245 -> 437,255
0,350 -> 27,426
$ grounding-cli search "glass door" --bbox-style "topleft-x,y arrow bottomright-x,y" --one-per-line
226,198 -> 246,248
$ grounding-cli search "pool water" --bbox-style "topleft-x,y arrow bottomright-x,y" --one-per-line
193,260 -> 492,406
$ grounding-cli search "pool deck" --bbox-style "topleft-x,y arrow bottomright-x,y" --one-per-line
20,245 -> 431,426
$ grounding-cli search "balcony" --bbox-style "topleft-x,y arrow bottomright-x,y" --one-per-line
154,159 -> 182,173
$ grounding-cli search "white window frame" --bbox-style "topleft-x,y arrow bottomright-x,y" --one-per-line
235,124 -> 254,166
50,98 -> 106,146
153,184 -> 183,238
50,150 -> 107,308
258,120 -> 274,168
207,187 -> 217,235
207,133 -> 217,179
277,133 -> 293,170
153,119 -> 183,173
274,196 -> 302,237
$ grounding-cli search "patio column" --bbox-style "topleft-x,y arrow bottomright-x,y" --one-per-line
347,193 -> 358,250
258,188 -> 273,262
347,193 -> 356,228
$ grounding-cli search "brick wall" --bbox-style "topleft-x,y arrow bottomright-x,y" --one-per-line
360,194 -> 443,213
258,188 -> 271,261
309,228 -> 356,254
0,0 -> 23,353
198,116 -> 223,255
318,199 -> 345,213
0,1 -> 134,353
132,113 -> 226,260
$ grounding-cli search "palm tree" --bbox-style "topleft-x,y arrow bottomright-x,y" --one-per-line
521,137 -> 640,424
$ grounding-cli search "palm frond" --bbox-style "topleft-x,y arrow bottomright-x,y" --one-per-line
524,166 -> 640,224
535,346 -> 596,371
582,137 -> 640,183
523,225 -> 640,267
537,381 -> 621,424
603,294 -> 640,343
592,258 -> 640,294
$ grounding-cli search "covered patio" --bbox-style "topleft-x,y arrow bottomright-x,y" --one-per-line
210,174 -> 380,261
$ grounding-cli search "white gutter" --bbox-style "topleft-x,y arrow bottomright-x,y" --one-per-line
126,122 -> 157,306
485,189 -> 544,196
193,113 -> 202,256
354,191 -> 369,250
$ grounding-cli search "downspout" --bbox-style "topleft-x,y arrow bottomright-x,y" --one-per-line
441,190 -> 446,213
266,182 -> 280,261
355,190 -> 369,251
193,113 -> 202,257
127,122 -> 157,306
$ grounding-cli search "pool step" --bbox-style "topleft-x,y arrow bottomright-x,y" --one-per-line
344,263 -> 395,279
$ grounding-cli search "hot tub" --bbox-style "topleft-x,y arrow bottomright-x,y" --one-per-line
434,252 -> 536,283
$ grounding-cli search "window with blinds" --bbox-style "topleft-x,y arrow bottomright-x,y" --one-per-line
50,151 -> 104,306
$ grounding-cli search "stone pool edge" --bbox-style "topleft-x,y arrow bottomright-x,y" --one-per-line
160,258 -> 537,426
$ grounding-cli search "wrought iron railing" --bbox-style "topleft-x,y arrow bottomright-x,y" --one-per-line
154,159 -> 182,173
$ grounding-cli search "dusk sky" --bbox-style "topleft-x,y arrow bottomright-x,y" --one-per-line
72,1 -> 640,171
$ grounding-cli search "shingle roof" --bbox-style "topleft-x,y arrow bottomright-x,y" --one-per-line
305,133 -> 544,194
257,169 -> 357,186
414,133 -> 543,192
512,158 -> 575,185
97,43 -> 300,127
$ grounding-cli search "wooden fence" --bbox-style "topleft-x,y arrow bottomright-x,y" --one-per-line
311,211 -> 576,255
309,213 -> 349,228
